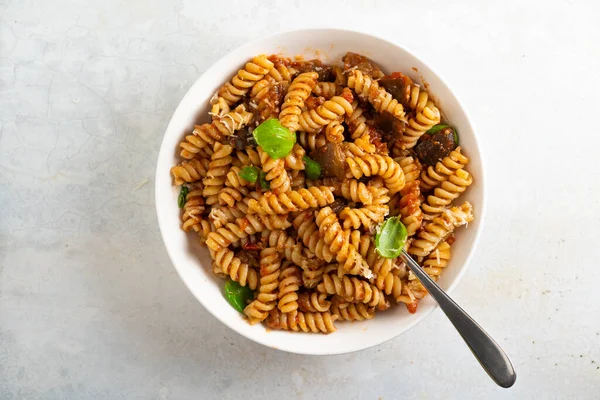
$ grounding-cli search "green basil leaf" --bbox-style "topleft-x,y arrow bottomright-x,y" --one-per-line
178,185 -> 189,208
239,166 -> 259,183
224,280 -> 255,313
258,171 -> 270,190
425,124 -> 450,135
303,156 -> 321,180
375,216 -> 408,258
252,118 -> 296,159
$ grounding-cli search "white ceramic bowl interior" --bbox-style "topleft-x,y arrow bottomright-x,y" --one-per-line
155,29 -> 485,355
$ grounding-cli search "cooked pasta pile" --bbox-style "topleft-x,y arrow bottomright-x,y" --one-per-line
171,52 -> 475,334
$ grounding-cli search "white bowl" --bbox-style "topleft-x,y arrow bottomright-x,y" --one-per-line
155,28 -> 485,355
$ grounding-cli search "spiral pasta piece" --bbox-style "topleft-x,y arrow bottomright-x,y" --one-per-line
235,148 -> 261,167
298,292 -> 331,313
265,309 -> 337,334
293,212 -> 335,263
346,136 -> 377,159
398,156 -> 422,185
250,77 -> 274,102
211,247 -> 258,290
259,149 -> 291,195
181,185 -> 206,232
312,82 -> 339,99
406,241 -> 451,298
346,101 -> 369,140
214,55 -> 274,106
420,147 -> 469,190
206,214 -> 290,252
261,229 -> 320,270
179,105 -> 253,160
209,97 -> 230,119
336,180 -> 386,206
422,169 -> 473,220
298,93 -> 354,134
277,263 -> 302,313
422,240 -> 452,279
268,62 -> 297,82
247,186 -> 335,215
330,296 -> 375,321
257,80 -> 289,123
347,70 -> 405,120
244,248 -> 281,323
395,156 -> 424,236
202,143 -> 233,205
284,144 -> 306,171
324,119 -> 345,143
398,101 -> 441,149
315,207 -> 371,277
279,72 -> 318,132
352,234 -> 404,301
317,272 -> 388,310
346,153 -> 405,195
397,181 -> 423,237
289,169 -> 305,190
302,263 -> 327,289
339,205 -> 389,230
297,131 -> 327,151
208,206 -> 244,229
226,166 -> 251,189
218,186 -> 250,207
171,158 -> 210,185
404,82 -> 434,114
408,202 -> 474,257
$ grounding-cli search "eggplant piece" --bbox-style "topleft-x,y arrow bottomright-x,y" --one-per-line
310,142 -> 346,181
343,52 -> 384,79
373,111 -> 406,142
414,128 -> 457,166
292,59 -> 334,82
227,127 -> 256,150
329,198 -> 348,215
379,72 -> 414,106
237,249 -> 260,269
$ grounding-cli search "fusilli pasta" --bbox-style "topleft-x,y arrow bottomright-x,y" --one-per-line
170,52 -> 477,332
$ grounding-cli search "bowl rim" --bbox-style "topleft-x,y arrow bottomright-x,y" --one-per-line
155,27 -> 487,355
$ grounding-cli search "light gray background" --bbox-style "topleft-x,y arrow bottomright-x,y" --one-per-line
1,0 -> 599,399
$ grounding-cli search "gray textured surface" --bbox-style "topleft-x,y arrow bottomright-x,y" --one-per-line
1,0 -> 599,398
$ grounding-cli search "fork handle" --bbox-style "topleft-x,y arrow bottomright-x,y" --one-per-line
400,250 -> 516,388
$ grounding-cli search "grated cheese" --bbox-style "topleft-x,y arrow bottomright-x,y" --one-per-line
221,113 -> 236,134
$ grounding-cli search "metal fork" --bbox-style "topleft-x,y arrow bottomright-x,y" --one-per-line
401,250 -> 517,388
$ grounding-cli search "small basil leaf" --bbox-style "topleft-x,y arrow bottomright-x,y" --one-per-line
303,156 -> 322,180
258,171 -> 270,190
178,186 -> 189,208
375,217 -> 408,258
425,124 -> 450,135
239,166 -> 259,183
252,118 -> 296,159
224,280 -> 255,313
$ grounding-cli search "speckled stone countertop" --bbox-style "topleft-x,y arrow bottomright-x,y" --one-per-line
1,0 -> 599,398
